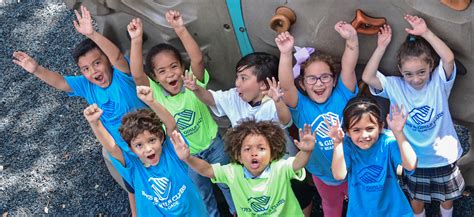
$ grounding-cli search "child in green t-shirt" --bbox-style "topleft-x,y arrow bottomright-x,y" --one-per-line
171,119 -> 316,217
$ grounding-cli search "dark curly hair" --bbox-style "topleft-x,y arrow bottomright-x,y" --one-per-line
119,109 -> 165,146
296,51 -> 341,93
224,119 -> 286,164
145,43 -> 183,83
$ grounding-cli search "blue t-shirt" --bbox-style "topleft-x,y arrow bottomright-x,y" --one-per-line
290,77 -> 358,185
109,138 -> 208,216
64,64 -> 147,152
343,131 -> 413,217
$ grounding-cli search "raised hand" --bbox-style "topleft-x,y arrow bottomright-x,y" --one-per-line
127,18 -> 143,40
262,77 -> 284,102
136,86 -> 155,104
170,130 -> 190,161
73,5 -> 94,36
165,10 -> 184,29
275,31 -> 294,54
334,21 -> 357,41
182,70 -> 197,91
294,124 -> 316,152
377,24 -> 392,49
386,104 -> 408,133
12,51 -> 39,74
325,116 -> 345,146
404,14 -> 429,36
83,104 -> 103,124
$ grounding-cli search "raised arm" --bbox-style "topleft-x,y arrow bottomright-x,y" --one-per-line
362,24 -> 392,90
182,71 -> 216,106
404,14 -> 455,78
275,31 -> 299,108
166,10 -> 205,81
335,21 -> 359,92
136,86 -> 177,135
73,5 -> 129,73
328,118 -> 347,180
170,131 -> 215,178
263,77 -> 291,126
292,124 -> 316,171
127,18 -> 150,86
13,51 -> 72,92
386,104 -> 417,171
84,104 -> 125,165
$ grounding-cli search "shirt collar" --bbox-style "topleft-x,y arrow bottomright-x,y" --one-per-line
248,96 -> 272,107
162,85 -> 186,97
243,165 -> 271,179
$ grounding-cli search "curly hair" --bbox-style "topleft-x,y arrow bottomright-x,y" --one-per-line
224,119 -> 286,164
119,109 -> 165,146
300,51 -> 341,78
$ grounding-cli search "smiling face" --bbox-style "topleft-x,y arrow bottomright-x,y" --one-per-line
130,130 -> 164,167
235,66 -> 266,103
151,51 -> 185,96
346,113 -> 382,150
238,134 -> 272,177
399,57 -> 432,90
77,48 -> 112,88
300,61 -> 336,104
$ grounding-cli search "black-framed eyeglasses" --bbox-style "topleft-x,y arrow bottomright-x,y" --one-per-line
304,74 -> 334,85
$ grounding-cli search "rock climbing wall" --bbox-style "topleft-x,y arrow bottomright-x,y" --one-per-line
63,0 -> 474,186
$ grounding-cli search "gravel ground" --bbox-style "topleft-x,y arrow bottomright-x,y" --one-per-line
0,0 -> 472,216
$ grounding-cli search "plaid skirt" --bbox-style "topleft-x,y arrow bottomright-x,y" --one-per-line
404,163 -> 465,202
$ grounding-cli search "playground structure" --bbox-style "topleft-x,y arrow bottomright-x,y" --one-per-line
63,0 -> 474,186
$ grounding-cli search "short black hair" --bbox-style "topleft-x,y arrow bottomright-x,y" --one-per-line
235,52 -> 279,89
72,38 -> 102,64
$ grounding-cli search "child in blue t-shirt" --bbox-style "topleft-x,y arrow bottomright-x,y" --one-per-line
276,21 -> 359,216
330,96 -> 417,217
12,5 -> 146,214
83,86 -> 207,216
362,15 -> 465,217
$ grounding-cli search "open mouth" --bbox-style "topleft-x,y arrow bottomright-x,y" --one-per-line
250,159 -> 259,169
313,89 -> 325,95
168,80 -> 178,87
94,74 -> 104,83
147,154 -> 156,160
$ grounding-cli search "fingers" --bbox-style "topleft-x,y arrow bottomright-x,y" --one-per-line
83,104 -> 101,116
275,31 -> 293,44
136,86 -> 151,95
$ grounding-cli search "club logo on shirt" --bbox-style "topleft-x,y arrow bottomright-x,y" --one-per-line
174,109 -> 196,129
357,165 -> 383,184
311,112 -> 339,139
409,106 -> 433,125
100,99 -> 116,121
248,196 -> 271,212
149,177 -> 171,200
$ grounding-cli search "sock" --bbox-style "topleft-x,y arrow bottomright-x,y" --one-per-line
413,208 -> 425,217
440,205 -> 453,217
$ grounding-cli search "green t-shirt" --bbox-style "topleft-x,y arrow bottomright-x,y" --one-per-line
211,157 -> 305,217
149,69 -> 218,154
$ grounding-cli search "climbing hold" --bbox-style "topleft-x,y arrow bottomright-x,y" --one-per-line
440,0 -> 471,11
351,9 -> 386,35
270,6 -> 297,33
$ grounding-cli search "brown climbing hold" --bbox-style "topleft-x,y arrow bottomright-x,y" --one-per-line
440,0 -> 471,11
351,9 -> 386,35
270,6 -> 297,33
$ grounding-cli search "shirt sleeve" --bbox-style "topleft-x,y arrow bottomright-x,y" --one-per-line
64,75 -> 88,97
278,157 -> 306,181
107,150 -> 135,186
189,68 -> 210,88
209,89 -> 233,117
210,163 -> 229,184
369,71 -> 390,98
434,60 -> 456,96
342,138 -> 352,172
336,76 -> 359,99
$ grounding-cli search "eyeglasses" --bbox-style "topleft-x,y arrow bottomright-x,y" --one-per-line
304,74 -> 334,85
